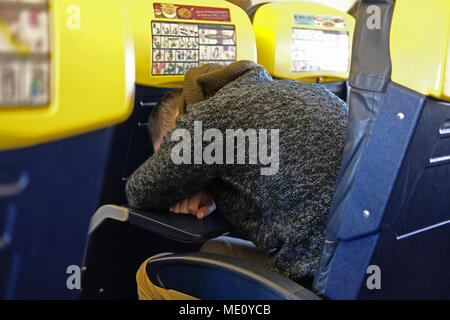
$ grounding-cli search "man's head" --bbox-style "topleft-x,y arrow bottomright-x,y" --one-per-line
149,88 -> 185,152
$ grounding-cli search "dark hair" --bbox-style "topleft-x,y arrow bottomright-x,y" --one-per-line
149,88 -> 185,144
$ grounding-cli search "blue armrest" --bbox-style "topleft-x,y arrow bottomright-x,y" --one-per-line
145,252 -> 320,300
89,205 -> 233,243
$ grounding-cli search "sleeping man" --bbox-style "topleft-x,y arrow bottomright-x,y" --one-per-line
125,60 -> 348,300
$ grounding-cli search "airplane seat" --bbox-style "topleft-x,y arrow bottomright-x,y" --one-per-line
81,0 -> 256,299
119,0 -> 450,300
315,0 -> 450,299
121,1 -> 356,300
247,1 -> 356,101
0,0 -> 134,299
245,2 -> 267,22
142,252 -> 320,300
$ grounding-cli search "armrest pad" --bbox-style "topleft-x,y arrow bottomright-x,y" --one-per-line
89,205 -> 233,243
146,252 -> 320,300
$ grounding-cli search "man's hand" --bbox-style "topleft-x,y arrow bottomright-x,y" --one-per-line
169,190 -> 216,219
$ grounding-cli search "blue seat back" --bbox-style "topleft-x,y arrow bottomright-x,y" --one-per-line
314,0 -> 450,299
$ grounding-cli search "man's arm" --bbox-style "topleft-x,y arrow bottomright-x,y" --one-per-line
125,121 -> 220,210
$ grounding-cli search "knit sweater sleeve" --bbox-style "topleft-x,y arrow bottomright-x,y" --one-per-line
125,114 -> 220,210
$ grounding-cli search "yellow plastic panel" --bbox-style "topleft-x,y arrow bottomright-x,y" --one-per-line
0,0 -> 135,151
390,0 -> 450,101
252,1 -> 355,82
129,0 -> 256,88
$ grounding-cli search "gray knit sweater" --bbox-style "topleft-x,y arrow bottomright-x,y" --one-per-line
125,66 -> 348,282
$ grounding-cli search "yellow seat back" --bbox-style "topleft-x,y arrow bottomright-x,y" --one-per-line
0,0 -> 135,151
129,0 -> 257,88
390,0 -> 450,101
252,1 -> 355,83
